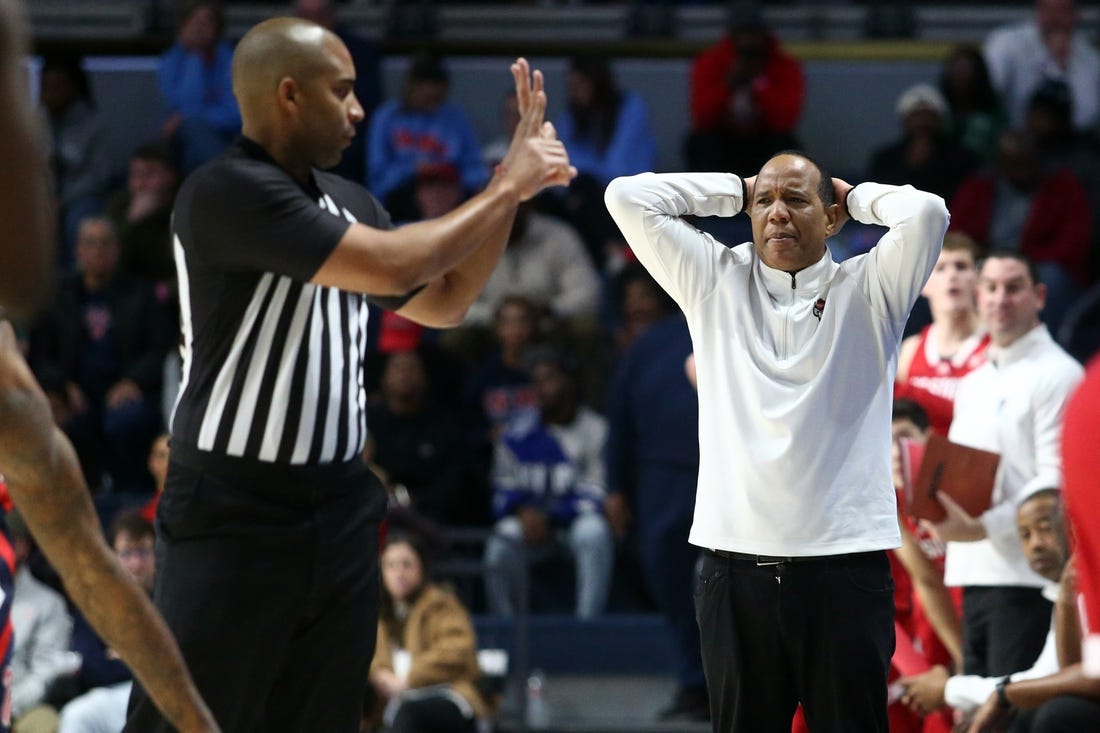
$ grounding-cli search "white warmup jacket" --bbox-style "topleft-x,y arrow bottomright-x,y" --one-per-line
605,173 -> 949,556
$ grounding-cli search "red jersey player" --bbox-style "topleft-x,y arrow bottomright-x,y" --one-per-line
1063,356 -> 1100,678
895,232 -> 990,436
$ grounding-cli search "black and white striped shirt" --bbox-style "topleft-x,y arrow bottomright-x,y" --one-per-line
171,138 -> 393,467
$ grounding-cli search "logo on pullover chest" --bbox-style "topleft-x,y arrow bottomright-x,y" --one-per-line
812,297 -> 826,320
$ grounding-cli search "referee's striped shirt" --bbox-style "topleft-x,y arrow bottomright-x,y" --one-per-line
170,138 -> 395,467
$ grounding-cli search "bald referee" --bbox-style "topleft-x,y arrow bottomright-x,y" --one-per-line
124,17 -> 575,732
0,2 -> 217,730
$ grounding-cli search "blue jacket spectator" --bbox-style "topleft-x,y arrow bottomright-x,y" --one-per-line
158,1 -> 240,172
555,56 -> 657,186
367,53 -> 487,221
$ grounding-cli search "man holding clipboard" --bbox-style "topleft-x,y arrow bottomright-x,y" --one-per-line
928,252 -> 1082,678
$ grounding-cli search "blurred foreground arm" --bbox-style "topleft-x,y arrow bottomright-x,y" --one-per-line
0,322 -> 218,732
0,0 -> 54,319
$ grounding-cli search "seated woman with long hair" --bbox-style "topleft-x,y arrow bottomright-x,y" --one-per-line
367,531 -> 491,733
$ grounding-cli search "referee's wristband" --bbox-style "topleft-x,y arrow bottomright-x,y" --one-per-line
995,675 -> 1012,708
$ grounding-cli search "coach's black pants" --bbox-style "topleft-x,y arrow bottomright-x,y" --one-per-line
961,586 -> 1052,677
695,549 -> 895,733
125,445 -> 385,733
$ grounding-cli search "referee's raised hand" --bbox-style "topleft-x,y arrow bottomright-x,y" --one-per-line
497,57 -> 577,201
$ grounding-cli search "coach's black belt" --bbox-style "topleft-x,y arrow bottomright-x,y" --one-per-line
709,549 -> 834,566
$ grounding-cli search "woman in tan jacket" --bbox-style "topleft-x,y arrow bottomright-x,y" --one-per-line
368,532 -> 490,732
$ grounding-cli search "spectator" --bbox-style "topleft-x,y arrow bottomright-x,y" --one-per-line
372,164 -> 470,358
463,295 -> 541,446
935,252 -> 1083,679
458,202 -> 601,343
460,295 -> 541,507
683,1 -> 804,175
900,489 -> 1100,732
158,0 -> 240,173
868,83 -> 981,202
556,55 -> 656,187
412,162 -> 467,222
293,0 -> 382,183
939,45 -> 1008,162
605,310 -> 705,722
7,509 -> 75,728
984,0 -> 1100,131
52,511 -> 156,733
28,217 -> 175,493
454,202 -> 603,405
39,55 -> 112,262
139,432 -> 170,524
367,349 -> 473,527
894,232 -> 990,436
104,142 -> 180,294
483,347 -> 612,619
612,263 -> 677,354
553,56 -> 657,269
366,531 -> 491,733
1025,79 -> 1100,281
368,52 -> 488,222
950,129 -> 1091,333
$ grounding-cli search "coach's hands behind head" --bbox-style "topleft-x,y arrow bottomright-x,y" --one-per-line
496,58 -> 577,201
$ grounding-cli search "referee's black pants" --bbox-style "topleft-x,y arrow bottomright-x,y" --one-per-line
695,549 -> 895,733
125,446 -> 385,733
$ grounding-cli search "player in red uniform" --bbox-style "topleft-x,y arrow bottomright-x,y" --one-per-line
1063,356 -> 1100,678
895,232 -> 990,437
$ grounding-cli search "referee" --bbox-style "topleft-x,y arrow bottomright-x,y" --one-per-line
124,17 -> 574,732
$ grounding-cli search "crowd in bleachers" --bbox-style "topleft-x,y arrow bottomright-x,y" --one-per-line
8,0 -> 1100,730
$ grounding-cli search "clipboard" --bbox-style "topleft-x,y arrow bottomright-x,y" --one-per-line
905,434 -> 1000,523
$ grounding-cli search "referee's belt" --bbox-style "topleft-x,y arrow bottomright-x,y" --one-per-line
709,549 -> 836,566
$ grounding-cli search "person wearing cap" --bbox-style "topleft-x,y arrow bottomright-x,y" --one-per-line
984,0 -> 1100,132
868,83 -> 981,202
683,1 -> 804,175
413,162 -> 466,221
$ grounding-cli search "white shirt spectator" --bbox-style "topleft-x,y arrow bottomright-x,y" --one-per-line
11,566 -> 75,718
464,212 -> 601,327
984,20 -> 1100,130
